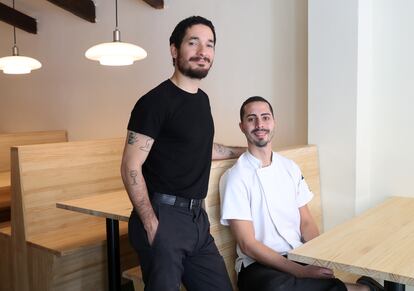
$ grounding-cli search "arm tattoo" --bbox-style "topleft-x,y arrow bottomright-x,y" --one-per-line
139,138 -> 153,152
128,132 -> 138,145
215,143 -> 236,158
129,170 -> 138,185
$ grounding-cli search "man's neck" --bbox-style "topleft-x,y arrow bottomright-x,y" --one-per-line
248,144 -> 273,167
170,70 -> 201,94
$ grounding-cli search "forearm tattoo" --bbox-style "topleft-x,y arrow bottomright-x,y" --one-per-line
129,170 -> 138,185
215,143 -> 236,158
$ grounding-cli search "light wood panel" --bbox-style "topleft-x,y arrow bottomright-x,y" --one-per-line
289,196 -> 414,286
10,137 -> 137,291
0,130 -> 67,172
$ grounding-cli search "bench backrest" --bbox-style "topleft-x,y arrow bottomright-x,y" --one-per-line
11,138 -> 125,241
0,130 -> 67,172
205,145 -> 322,290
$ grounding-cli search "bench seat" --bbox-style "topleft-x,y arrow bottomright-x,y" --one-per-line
27,219 -> 129,257
10,138 -> 138,291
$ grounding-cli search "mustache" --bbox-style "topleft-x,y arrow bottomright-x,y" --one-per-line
251,128 -> 270,134
189,56 -> 211,63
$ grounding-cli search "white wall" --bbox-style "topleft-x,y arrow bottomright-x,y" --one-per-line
308,0 -> 359,229
310,0 -> 414,289
0,0 -> 308,149
371,1 -> 414,205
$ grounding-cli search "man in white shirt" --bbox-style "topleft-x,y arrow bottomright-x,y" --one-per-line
219,96 -> 383,291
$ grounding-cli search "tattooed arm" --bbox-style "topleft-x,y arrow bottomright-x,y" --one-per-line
121,130 -> 158,245
212,143 -> 246,160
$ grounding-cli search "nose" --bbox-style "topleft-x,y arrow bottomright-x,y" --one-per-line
255,119 -> 263,128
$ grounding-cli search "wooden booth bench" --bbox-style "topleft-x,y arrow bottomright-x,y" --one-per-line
9,138 -> 137,291
122,145 -> 357,291
0,130 -> 68,290
0,130 -> 68,222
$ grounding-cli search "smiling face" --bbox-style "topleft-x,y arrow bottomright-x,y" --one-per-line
171,24 -> 215,79
239,101 -> 275,148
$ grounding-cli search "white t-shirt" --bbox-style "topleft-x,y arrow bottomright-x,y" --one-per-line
219,151 -> 313,273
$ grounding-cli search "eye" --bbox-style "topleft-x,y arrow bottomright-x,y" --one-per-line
263,116 -> 270,121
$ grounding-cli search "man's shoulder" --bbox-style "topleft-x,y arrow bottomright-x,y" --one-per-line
222,153 -> 254,180
142,79 -> 171,99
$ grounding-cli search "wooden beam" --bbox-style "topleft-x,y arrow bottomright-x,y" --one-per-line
47,0 -> 96,23
142,0 -> 165,9
0,3 -> 37,34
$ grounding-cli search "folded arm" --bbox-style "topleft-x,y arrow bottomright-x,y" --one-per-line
121,130 -> 158,245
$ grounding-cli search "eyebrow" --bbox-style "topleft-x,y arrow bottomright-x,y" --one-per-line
188,36 -> 215,44
246,113 -> 271,118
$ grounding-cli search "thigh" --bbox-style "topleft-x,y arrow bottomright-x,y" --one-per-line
128,204 -> 197,291
181,209 -> 232,291
238,262 -> 347,291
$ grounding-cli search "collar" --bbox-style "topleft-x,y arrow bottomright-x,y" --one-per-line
245,150 -> 274,169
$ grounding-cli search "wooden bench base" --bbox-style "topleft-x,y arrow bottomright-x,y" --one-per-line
0,225 -> 12,291
122,266 -> 186,291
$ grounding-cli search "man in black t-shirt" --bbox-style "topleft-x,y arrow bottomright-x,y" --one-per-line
121,16 -> 245,291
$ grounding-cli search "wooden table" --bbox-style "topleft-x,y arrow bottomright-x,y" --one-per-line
57,190 -> 132,291
288,196 -> 414,291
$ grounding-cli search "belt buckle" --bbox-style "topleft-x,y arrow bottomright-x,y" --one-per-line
189,199 -> 195,210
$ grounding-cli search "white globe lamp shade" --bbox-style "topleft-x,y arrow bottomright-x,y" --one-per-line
0,55 -> 42,74
85,41 -> 147,66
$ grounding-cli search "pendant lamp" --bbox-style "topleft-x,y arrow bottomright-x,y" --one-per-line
0,0 -> 42,74
85,0 -> 147,66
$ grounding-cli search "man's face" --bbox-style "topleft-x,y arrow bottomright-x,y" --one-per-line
172,24 -> 215,79
240,101 -> 275,148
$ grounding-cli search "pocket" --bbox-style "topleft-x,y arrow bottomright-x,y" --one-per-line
149,203 -> 163,248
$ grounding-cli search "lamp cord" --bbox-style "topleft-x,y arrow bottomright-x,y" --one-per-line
115,0 -> 118,29
12,0 -> 16,45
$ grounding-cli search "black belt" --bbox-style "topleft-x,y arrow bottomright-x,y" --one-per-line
152,192 -> 202,210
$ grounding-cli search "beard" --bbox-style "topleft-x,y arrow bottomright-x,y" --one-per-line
176,55 -> 212,79
247,129 -> 274,147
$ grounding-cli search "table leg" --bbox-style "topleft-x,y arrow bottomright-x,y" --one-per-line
384,281 -> 405,291
106,218 -> 121,291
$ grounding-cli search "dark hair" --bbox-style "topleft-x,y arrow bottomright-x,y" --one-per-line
169,16 -> 216,49
240,96 -> 274,121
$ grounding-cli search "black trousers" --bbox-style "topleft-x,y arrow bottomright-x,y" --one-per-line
128,200 -> 233,291
238,262 -> 347,291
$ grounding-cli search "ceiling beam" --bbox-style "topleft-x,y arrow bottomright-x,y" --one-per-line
0,3 -> 37,34
47,0 -> 96,23
142,0 -> 165,9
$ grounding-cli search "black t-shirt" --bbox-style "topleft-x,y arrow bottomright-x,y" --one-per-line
127,79 -> 214,199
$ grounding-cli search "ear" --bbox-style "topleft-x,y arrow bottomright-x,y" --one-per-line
170,44 -> 178,60
239,122 -> 245,133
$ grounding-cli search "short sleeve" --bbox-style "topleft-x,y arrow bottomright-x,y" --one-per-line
289,161 -> 313,208
127,94 -> 166,139
219,169 -> 252,226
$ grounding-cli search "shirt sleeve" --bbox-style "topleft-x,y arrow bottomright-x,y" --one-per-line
219,169 -> 252,226
290,161 -> 314,208
127,94 -> 165,139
